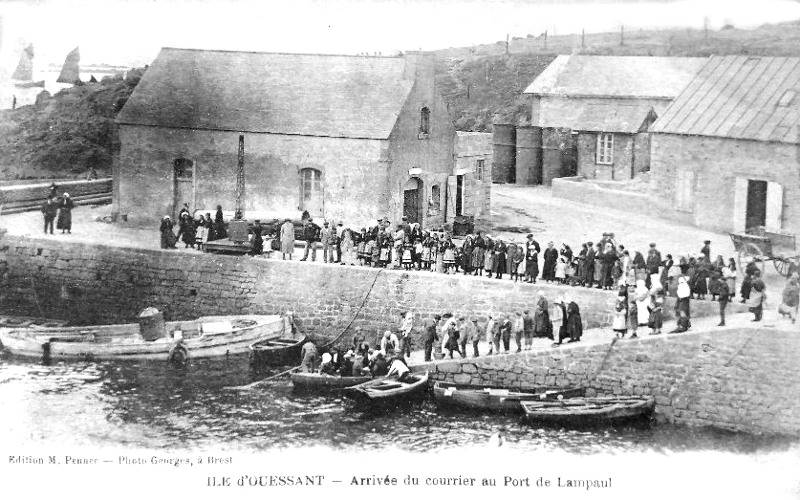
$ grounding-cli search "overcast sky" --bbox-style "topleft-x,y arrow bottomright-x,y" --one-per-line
1,0 -> 799,68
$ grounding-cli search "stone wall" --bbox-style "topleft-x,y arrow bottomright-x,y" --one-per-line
650,134 -> 800,236
417,326 -> 800,436
0,235 -> 729,348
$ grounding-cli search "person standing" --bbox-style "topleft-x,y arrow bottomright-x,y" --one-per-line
511,247 -> 524,282
533,291 -> 552,339
399,312 -> 413,359
469,318 -> 482,357
500,316 -> 512,352
542,242 -> 558,283
612,291 -> 628,338
584,242 -> 596,287
778,275 -> 799,324
335,222 -> 345,263
56,193 -> 74,234
280,218 -> 295,260
700,240 -> 711,261
513,311 -> 525,352
671,276 -> 692,333
649,283 -> 664,335
489,316 -> 501,355
300,341 -> 319,373
159,216 -> 177,249
524,245 -> 539,283
214,205 -> 227,240
300,218 -> 320,261
723,258 -> 737,300
41,197 -> 58,234
748,270 -> 766,322
422,315 -> 439,362
472,232 -> 486,276
645,243 -> 661,288
494,240 -> 507,279
320,221 -> 333,263
250,221 -> 263,256
458,317 -> 474,358
522,310 -> 534,350
717,275 -> 730,326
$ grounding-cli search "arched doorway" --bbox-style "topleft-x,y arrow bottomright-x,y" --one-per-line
403,177 -> 423,224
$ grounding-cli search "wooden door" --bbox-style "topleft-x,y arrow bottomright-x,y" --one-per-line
732,177 -> 747,233
765,181 -> 783,231
456,175 -> 464,216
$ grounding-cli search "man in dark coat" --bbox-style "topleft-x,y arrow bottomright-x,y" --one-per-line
422,315 -> 439,362
542,242 -> 558,282
41,197 -> 58,234
300,218 -> 321,261
584,242 -> 596,287
494,240 -> 507,279
645,243 -> 661,288
717,278 -> 730,326
522,310 -> 534,350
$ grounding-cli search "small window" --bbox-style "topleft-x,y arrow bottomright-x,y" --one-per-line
428,184 -> 441,214
476,159 -> 485,181
173,158 -> 193,179
419,107 -> 430,136
299,168 -> 323,216
675,170 -> 694,212
596,133 -> 614,165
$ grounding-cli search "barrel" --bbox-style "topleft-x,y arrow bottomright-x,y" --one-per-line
138,307 -> 166,341
491,124 -> 516,184
542,127 -> 569,186
515,126 -> 543,185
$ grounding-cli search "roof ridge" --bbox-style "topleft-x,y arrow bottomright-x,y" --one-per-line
160,47 -> 402,59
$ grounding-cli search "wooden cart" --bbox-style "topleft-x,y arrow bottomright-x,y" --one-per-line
729,227 -> 798,277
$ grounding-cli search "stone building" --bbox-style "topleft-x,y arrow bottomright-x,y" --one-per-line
452,132 -> 492,219
521,55 -> 705,182
114,48 -> 456,228
650,56 -> 800,237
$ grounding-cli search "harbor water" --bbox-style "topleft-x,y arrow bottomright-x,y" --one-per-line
0,352 -> 796,454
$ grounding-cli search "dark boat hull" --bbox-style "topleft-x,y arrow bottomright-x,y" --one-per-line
249,336 -> 306,367
291,372 -> 373,391
433,382 -> 584,413
521,397 -> 655,426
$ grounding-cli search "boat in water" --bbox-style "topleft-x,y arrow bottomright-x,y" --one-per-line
432,381 -> 584,413
521,396 -> 656,426
290,372 -> 373,391
344,371 -> 430,406
0,314 -> 288,362
12,44 -> 45,89
249,335 -> 307,367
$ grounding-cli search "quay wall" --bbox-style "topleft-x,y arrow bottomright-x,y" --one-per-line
417,326 -> 800,436
0,235 -> 732,348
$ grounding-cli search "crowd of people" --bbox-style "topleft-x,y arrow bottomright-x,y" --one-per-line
159,204 -> 229,250
39,183 -> 75,235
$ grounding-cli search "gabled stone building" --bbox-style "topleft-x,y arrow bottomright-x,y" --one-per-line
114,48 -> 456,228
650,56 -> 800,237
522,55 -> 705,181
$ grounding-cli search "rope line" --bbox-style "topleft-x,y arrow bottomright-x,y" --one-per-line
321,268 -> 384,349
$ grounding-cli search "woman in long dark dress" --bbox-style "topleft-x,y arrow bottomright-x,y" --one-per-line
56,193 -> 74,234
472,233 -> 486,275
542,242 -> 558,282
159,216 -> 177,249
533,291 -> 552,339
524,245 -> 539,283
214,205 -> 227,240
494,240 -> 507,279
177,213 -> 196,248
565,296 -> 583,342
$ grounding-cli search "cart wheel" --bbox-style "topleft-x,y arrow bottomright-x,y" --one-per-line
773,258 -> 791,277
738,242 -> 765,275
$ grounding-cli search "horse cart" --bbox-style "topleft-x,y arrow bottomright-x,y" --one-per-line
729,228 -> 798,277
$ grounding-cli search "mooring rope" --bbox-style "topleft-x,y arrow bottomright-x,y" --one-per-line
321,268 -> 385,349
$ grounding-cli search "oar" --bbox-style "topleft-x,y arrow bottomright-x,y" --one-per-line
222,366 -> 300,391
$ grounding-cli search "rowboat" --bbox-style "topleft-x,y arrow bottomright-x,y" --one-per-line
0,315 -> 288,362
344,371 -> 429,405
521,396 -> 656,425
290,372 -> 373,391
432,382 -> 584,413
249,336 -> 307,367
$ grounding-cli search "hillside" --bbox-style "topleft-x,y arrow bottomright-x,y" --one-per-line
435,19 -> 800,131
0,68 -> 145,180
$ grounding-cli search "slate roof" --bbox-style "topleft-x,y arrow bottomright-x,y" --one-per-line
523,55 -> 706,99
650,56 -> 800,144
539,101 -> 657,133
116,48 -> 414,139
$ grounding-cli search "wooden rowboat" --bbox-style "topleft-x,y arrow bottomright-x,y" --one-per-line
249,336 -> 307,367
344,371 -> 429,405
290,372 -> 373,391
521,396 -> 655,425
0,315 -> 287,362
432,382 -> 584,413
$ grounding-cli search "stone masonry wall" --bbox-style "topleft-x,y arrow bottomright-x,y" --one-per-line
418,327 -> 800,436
0,235 -> 730,348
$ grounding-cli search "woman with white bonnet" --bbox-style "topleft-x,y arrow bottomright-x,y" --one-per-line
57,192 -> 74,234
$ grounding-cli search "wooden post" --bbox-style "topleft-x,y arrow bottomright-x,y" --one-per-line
581,29 -> 585,49
544,30 -> 548,50
505,33 -> 509,55
236,134 -> 245,218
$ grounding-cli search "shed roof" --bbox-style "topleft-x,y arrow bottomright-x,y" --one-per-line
116,48 -> 414,139
537,100 -> 657,133
650,56 -> 800,144
523,55 -> 706,99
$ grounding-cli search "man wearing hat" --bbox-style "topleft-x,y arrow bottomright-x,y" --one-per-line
700,240 -> 711,261
300,217 -> 320,261
320,221 -> 334,263
646,243 -> 662,288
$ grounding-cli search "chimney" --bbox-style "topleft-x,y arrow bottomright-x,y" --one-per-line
404,51 -> 436,104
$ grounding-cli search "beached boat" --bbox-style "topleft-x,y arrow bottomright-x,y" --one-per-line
249,336 -> 307,367
432,382 -> 584,413
0,314 -> 288,362
344,371 -> 429,405
290,372 -> 373,391
521,396 -> 655,425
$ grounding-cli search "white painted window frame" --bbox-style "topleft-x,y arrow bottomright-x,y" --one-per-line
596,133 -> 614,165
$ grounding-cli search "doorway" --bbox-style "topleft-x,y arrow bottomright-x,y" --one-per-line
746,179 -> 767,231
173,158 -> 195,218
403,177 -> 423,224
455,174 -> 465,216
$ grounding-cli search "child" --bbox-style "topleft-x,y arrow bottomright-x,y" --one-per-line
357,232 -> 368,266
649,287 -> 664,335
612,293 -> 628,338
555,256 -> 567,284
442,241 -> 456,274
511,248 -> 524,282
421,238 -> 432,271
484,246 -> 495,278
414,239 -> 424,270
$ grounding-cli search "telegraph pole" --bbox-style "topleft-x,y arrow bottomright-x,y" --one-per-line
236,134 -> 245,218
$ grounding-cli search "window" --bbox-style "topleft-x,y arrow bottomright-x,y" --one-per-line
675,170 -> 694,212
173,158 -> 193,179
428,184 -> 441,214
596,133 -> 614,165
419,107 -> 430,137
476,159 -> 485,181
299,168 -> 323,216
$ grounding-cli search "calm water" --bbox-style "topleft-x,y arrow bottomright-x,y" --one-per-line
0,352 -> 796,454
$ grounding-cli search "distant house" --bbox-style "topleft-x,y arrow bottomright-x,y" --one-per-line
650,56 -> 800,237
522,55 -> 705,181
114,48 -> 456,228
453,132 -> 492,218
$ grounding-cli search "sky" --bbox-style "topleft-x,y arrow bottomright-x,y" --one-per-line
0,0 -> 799,69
